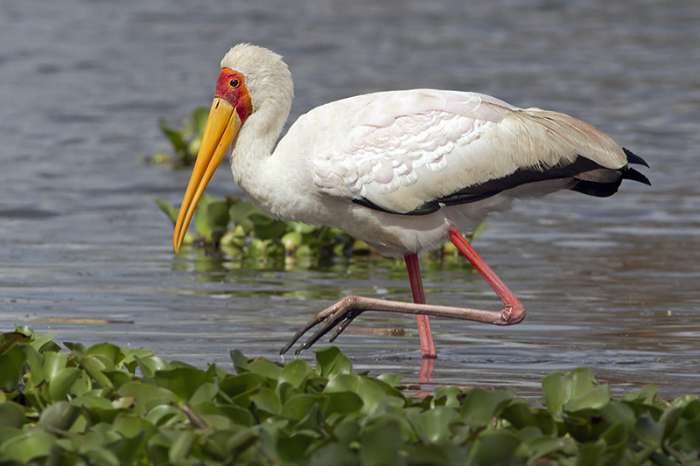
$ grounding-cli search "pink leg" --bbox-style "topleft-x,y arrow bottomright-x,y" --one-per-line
281,227 -> 525,355
404,254 -> 437,359
448,227 -> 525,322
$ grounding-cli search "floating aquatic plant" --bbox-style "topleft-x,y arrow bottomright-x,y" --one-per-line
156,195 -> 485,267
1,328 -> 698,465
146,107 -> 209,168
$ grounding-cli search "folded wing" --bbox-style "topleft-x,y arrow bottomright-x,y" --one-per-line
299,89 -> 641,215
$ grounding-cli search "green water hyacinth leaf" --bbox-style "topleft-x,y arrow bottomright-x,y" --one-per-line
359,418 -> 405,466
113,413 -> 153,439
228,199 -> 258,230
219,373 -> 266,405
409,406 -> 460,444
194,195 -> 230,242
277,431 -> 317,463
48,367 -> 82,401
251,387 -> 282,416
0,346 -> 24,392
189,382 -> 219,406
145,403 -> 186,427
24,345 -> 45,385
229,349 -> 250,373
43,351 -> 69,382
501,399 -> 556,435
249,213 -> 288,240
377,372 -> 402,388
187,107 -> 209,156
281,230 -> 303,253
315,346 -> 352,377
543,367 -> 609,419
118,382 -> 178,415
322,391 -> 363,417
0,430 -> 56,464
153,366 -> 213,402
0,402 -> 24,428
39,401 -> 81,432
169,430 -> 195,464
466,431 -> 520,466
278,359 -> 312,388
150,110 -> 205,167
325,374 -> 404,415
433,386 -> 461,408
135,354 -> 168,378
79,354 -> 114,389
246,357 -> 283,381
460,388 -> 513,428
282,394 -> 321,420
0,331 -> 29,355
155,198 -> 179,224
2,329 -> 700,465
159,119 -> 188,156
63,340 -> 86,354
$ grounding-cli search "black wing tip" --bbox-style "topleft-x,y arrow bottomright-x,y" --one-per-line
352,197 -> 440,216
572,179 -> 622,197
623,147 -> 650,168
623,166 -> 652,186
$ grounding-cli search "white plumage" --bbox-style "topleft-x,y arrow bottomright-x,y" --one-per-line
293,89 -> 625,212
220,45 -> 631,256
173,44 -> 649,358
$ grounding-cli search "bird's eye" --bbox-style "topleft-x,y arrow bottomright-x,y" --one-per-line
229,79 -> 240,88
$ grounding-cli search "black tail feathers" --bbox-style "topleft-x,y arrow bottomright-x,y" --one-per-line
572,178 -> 623,197
622,147 -> 651,186
623,147 -> 650,168
571,147 -> 650,197
622,166 -> 651,186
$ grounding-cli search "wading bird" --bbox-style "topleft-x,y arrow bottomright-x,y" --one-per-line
172,44 -> 649,360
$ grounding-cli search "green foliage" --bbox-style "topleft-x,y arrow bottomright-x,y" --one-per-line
156,194 -> 485,267
147,107 -> 209,168
1,329 -> 699,465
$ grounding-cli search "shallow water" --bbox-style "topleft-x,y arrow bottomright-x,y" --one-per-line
1,0 -> 699,397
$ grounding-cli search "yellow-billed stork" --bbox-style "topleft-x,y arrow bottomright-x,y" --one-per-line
172,44 -> 650,359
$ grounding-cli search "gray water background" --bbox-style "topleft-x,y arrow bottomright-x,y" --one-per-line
1,0 -> 699,396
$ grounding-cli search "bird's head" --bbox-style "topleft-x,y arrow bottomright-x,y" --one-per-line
172,44 -> 292,253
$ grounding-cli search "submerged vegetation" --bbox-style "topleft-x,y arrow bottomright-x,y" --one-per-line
1,328 -> 699,465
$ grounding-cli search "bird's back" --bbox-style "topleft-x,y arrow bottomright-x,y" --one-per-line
277,89 -> 639,213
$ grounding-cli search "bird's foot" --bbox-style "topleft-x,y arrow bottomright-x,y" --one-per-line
280,296 -> 365,355
280,294 -> 527,355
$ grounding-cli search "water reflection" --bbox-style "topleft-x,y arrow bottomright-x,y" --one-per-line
1,0 -> 699,397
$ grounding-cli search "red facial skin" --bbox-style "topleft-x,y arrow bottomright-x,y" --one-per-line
215,68 -> 252,123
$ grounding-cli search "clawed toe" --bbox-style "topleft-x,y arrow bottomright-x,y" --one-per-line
279,281 -> 526,355
280,299 -> 364,355
293,308 -> 363,355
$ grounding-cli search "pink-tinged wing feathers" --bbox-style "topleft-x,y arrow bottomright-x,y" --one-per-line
281,89 -> 625,214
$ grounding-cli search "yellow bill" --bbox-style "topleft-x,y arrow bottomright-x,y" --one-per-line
172,97 -> 241,253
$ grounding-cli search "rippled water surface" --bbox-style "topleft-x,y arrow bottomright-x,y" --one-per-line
1,0 -> 699,396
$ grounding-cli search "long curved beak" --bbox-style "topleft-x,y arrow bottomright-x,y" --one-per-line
172,98 -> 241,253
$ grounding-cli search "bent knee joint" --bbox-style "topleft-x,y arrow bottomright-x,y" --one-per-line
501,303 -> 526,325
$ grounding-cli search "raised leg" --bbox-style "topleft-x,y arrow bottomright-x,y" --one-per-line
280,227 -> 526,355
447,227 -> 525,323
404,254 -> 437,359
